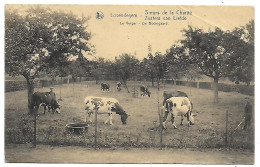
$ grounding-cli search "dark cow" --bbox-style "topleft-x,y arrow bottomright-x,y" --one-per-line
162,90 -> 188,106
31,92 -> 61,114
116,82 -> 122,91
140,85 -> 151,97
101,83 -> 110,92
84,96 -> 129,125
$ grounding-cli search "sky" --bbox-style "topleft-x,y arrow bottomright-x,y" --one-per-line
5,5 -> 254,61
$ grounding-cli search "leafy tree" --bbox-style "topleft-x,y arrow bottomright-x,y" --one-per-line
90,58 -> 109,84
181,26 -> 233,103
226,20 -> 254,85
5,6 -> 92,114
140,55 -> 156,86
152,52 -> 168,84
69,57 -> 89,82
114,54 -> 139,93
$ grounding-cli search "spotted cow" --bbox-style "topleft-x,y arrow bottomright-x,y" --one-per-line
84,96 -> 129,125
163,96 -> 194,129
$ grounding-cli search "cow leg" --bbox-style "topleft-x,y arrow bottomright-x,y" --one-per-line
180,115 -> 184,126
42,104 -> 46,114
162,111 -> 170,128
104,110 -> 113,125
171,113 -> 177,129
88,111 -> 93,123
109,113 -> 113,125
187,111 -> 191,127
190,113 -> 195,125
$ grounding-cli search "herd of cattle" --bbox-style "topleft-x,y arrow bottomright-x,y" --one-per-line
31,82 -> 195,129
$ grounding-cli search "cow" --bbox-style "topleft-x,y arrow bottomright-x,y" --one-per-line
116,82 -> 122,91
162,91 -> 189,123
101,83 -> 110,92
31,92 -> 61,114
163,97 -> 194,129
140,85 -> 151,97
84,96 -> 129,125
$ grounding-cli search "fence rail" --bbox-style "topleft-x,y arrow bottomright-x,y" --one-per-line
5,78 -> 254,96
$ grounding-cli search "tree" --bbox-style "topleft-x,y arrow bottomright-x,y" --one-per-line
69,57 -> 89,82
226,20 -> 254,85
5,6 -> 92,114
114,54 -> 139,93
140,56 -> 156,86
152,52 -> 168,84
89,58 -> 111,84
181,26 -> 233,103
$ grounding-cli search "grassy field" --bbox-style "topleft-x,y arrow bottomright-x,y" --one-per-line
5,81 -> 254,149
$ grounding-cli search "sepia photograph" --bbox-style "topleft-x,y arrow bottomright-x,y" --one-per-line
3,2 -> 256,165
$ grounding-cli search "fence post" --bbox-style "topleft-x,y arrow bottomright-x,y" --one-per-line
197,81 -> 200,89
94,108 -> 98,150
33,109 -> 37,148
160,108 -> 164,149
225,110 -> 228,147
157,80 -> 163,149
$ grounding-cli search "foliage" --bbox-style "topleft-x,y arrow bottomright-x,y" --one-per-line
5,6 -> 92,79
5,6 -> 93,113
114,54 -> 139,92
226,20 -> 254,85
69,57 -> 89,81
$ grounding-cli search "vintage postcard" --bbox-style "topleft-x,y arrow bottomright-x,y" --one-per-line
4,4 -> 255,165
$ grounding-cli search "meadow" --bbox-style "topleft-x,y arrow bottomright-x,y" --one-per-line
5,81 -> 254,149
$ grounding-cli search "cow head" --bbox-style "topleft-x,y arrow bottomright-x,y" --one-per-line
120,112 -> 129,124
147,91 -> 151,97
53,101 -> 61,113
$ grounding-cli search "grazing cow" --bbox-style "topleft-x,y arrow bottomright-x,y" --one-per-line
31,92 -> 61,114
140,85 -> 151,97
101,83 -> 110,92
162,91 -> 189,122
116,82 -> 122,91
163,97 -> 194,129
84,96 -> 129,125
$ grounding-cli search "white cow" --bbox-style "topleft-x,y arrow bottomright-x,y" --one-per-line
163,97 -> 194,129
84,96 -> 129,125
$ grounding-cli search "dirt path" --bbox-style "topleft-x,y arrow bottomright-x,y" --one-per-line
5,144 -> 254,164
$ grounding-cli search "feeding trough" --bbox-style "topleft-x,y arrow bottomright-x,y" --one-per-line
66,122 -> 89,134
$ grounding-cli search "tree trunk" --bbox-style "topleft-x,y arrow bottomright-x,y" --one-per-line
213,77 -> 219,103
26,78 -> 35,115
95,77 -> 98,84
151,77 -> 154,87
122,80 -> 130,93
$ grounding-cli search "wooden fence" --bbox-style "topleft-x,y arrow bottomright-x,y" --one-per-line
5,78 -> 254,96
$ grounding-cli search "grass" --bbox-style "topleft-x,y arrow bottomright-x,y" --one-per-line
5,81 -> 254,149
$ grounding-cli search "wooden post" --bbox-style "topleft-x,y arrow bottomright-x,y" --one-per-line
197,81 -> 200,89
33,109 -> 37,148
157,80 -> 163,149
94,108 -> 98,150
225,110 -> 228,147
59,85 -> 62,101
160,108 -> 163,149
